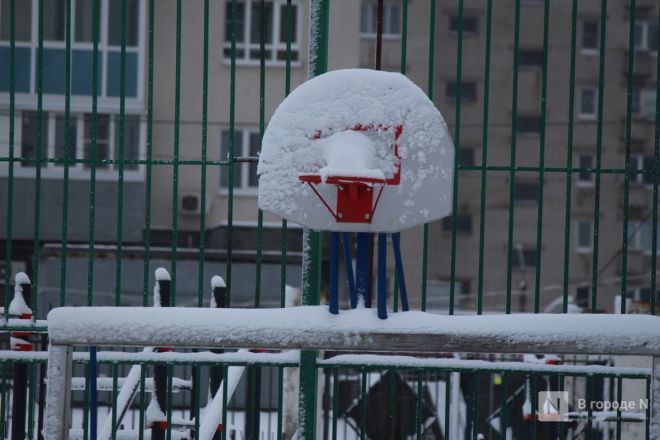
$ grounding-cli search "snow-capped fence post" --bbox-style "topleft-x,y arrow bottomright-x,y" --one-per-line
10,272 -> 33,440
151,268 -> 172,440
208,275 -> 226,439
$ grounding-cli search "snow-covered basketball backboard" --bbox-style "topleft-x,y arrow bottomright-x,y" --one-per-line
258,69 -> 455,233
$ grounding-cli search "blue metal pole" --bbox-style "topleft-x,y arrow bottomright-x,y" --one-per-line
329,232 -> 339,314
89,346 -> 98,439
377,233 -> 388,319
342,233 -> 357,308
392,232 -> 409,311
356,232 -> 371,306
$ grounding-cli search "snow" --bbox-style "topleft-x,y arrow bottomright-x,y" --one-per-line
317,131 -> 386,182
15,271 -> 31,286
155,267 -> 170,281
153,268 -> 170,307
258,69 -> 455,233
9,272 -> 32,317
211,275 -> 225,288
47,306 -> 660,356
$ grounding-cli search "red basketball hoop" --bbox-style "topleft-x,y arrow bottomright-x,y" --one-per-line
298,124 -> 402,224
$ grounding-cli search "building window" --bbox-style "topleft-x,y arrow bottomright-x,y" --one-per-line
16,110 -> 142,173
628,220 -> 659,255
54,115 -> 77,166
0,0 -> 31,42
449,16 -> 477,35
631,155 -> 655,186
576,154 -> 594,186
446,81 -> 477,103
360,1 -> 401,37
634,22 -> 658,53
220,128 -> 260,191
20,111 -> 48,167
632,88 -> 657,120
459,148 -> 474,166
514,181 -> 538,203
442,214 -> 472,233
517,116 -> 542,135
519,50 -> 544,69
576,220 -> 592,253
223,0 -> 300,63
512,248 -> 536,270
0,0 -> 144,99
582,20 -> 598,51
576,285 -> 590,308
579,88 -> 597,119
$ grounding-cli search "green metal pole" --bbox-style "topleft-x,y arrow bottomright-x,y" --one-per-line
298,2 -> 329,438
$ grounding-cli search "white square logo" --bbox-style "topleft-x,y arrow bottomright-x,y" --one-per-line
538,391 -> 569,422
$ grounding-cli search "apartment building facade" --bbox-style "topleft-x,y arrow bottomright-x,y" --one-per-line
0,0 -> 657,315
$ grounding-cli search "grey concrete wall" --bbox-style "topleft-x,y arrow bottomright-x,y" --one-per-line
0,177 -> 145,242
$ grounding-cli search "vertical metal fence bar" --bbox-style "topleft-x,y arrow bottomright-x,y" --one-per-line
1,363 -> 7,438
591,0 -> 608,313
59,0 -> 73,307
87,0 -> 101,308
139,365 -> 147,440
586,375 -> 593,439
477,0 -> 493,315
115,0 -> 128,307
111,364 -> 119,440
415,371 -> 422,439
170,0 -> 183,306
299,1 -> 329,438
142,0 -> 156,306
421,0 -> 436,312
226,0 -> 238,306
31,0 -> 44,321
198,0 -> 210,310
278,6 -> 294,436
650,10 -> 660,316
505,0 -> 521,314
444,371 -> 451,439
3,0 -> 16,323
533,0 -> 551,313
448,0 -> 464,315
620,0 -> 637,307
195,0 -> 211,436
562,0 -> 578,314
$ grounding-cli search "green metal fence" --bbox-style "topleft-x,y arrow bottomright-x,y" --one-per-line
0,0 -> 658,438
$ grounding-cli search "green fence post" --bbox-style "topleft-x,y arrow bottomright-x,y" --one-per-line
298,2 -> 329,438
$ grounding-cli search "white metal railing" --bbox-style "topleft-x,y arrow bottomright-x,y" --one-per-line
43,306 -> 660,439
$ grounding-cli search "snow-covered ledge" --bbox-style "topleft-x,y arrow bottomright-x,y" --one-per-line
47,306 -> 660,356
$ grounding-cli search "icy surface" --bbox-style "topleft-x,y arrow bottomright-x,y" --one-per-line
258,69 -> 455,232
47,307 -> 660,356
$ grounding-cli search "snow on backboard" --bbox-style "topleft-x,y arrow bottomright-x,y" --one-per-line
258,69 -> 455,233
